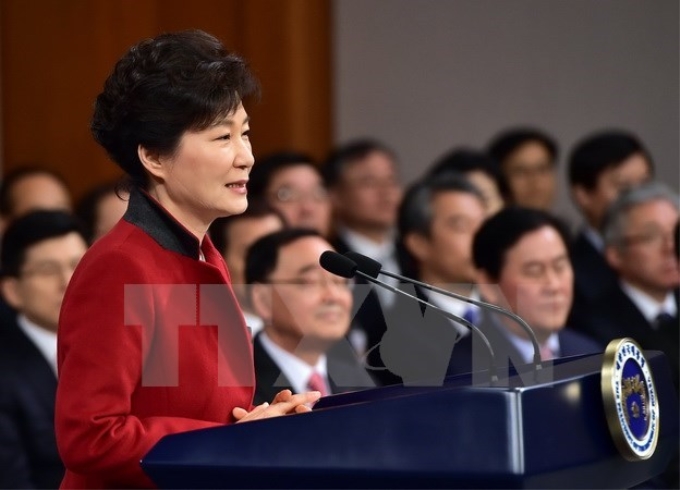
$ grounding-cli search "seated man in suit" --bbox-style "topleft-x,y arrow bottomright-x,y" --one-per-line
209,199 -> 286,336
0,210 -> 88,488
448,206 -> 601,381
567,130 -> 653,326
374,173 -> 489,387
0,166 -> 75,328
579,182 -> 679,389
321,139 -> 404,357
245,228 -> 375,405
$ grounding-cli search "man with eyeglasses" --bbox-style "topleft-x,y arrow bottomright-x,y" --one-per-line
321,139 -> 404,363
248,151 -> 332,237
574,182 -> 679,387
245,228 -> 375,405
0,210 -> 87,488
587,181 -> 679,490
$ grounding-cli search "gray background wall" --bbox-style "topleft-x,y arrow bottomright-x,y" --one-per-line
333,0 -> 679,224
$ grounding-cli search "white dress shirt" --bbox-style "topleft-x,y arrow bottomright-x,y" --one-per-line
338,226 -> 400,308
502,326 -> 560,364
242,311 -> 264,338
258,331 -> 329,395
427,288 -> 481,337
620,281 -> 677,328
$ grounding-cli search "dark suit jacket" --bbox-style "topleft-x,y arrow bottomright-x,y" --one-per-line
576,284 -> 679,390
447,311 -> 603,381
378,284 -> 467,387
568,230 -> 619,330
580,286 -> 680,490
252,333 -> 376,405
0,316 -> 63,489
330,236 -> 394,385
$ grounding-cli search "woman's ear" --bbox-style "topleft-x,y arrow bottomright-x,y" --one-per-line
137,145 -> 165,181
250,283 -> 273,323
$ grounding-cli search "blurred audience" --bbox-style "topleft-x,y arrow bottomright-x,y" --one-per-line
245,228 -> 375,405
567,130 -> 653,325
321,139 -> 403,358
248,151 -> 331,236
448,207 -> 601,379
0,210 -> 88,489
397,173 -> 487,333
75,181 -> 129,244
487,127 -> 559,211
0,166 -> 72,233
572,182 -> 679,388
585,182 -> 679,490
427,147 -> 504,216
377,174 -> 487,386
323,139 -> 403,304
209,200 -> 286,336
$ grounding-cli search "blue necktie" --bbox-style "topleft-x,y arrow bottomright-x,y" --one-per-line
463,307 -> 479,325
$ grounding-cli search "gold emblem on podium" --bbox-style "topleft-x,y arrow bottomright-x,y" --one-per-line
601,338 -> 659,461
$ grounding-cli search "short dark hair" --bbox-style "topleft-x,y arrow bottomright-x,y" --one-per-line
487,127 -> 559,166
472,206 -> 571,280
244,228 -> 321,284
427,147 -> 502,188
0,165 -> 70,218
248,151 -> 317,199
209,199 -> 286,255
568,130 -> 653,190
487,128 -> 558,200
1,210 -> 85,277
91,30 -> 259,188
321,138 -> 396,187
398,173 -> 484,239
75,180 -> 127,244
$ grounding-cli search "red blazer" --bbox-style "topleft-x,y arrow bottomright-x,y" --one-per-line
56,190 -> 255,488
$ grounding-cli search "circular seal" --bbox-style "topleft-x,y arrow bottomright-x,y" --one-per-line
601,338 -> 659,461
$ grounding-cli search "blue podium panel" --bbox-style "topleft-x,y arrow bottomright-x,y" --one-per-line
142,352 -> 679,489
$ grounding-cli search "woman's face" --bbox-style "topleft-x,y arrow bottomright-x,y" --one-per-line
152,104 -> 255,233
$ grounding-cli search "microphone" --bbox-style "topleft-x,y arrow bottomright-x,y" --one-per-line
320,251 -> 499,384
344,251 -> 543,373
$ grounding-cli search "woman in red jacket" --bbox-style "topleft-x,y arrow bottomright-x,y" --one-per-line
55,30 -> 319,489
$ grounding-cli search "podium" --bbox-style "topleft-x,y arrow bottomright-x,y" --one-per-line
141,351 -> 679,488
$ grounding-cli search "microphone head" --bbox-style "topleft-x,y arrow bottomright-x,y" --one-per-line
344,251 -> 382,278
319,251 -> 358,278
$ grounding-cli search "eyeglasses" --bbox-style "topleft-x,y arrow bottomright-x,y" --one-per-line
621,230 -> 676,248
266,275 -> 353,292
270,186 -> 329,204
20,259 -> 80,280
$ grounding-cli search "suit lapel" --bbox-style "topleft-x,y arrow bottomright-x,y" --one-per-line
252,334 -> 294,404
4,319 -> 57,412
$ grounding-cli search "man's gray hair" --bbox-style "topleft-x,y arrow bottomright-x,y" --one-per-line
602,181 -> 679,248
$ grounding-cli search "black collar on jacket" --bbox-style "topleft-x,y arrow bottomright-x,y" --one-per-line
123,187 -> 201,259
